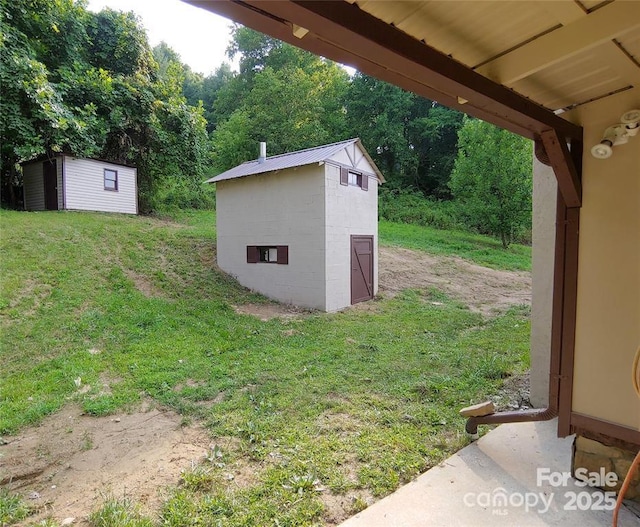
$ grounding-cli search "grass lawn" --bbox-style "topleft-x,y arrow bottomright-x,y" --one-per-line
379,220 -> 531,271
0,210 -> 530,526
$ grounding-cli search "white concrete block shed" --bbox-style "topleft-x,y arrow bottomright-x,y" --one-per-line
207,138 -> 385,312
22,155 -> 137,214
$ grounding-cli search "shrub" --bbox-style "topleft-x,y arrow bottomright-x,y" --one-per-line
379,188 -> 462,231
150,177 -> 216,212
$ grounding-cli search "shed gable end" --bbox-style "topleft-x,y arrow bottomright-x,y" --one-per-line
328,145 -> 379,178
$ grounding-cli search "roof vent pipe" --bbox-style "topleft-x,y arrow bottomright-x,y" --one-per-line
258,142 -> 266,163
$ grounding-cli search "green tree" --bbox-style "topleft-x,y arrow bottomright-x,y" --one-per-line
212,64 -> 349,171
210,109 -> 254,171
345,73 -> 414,179
449,118 -> 532,248
86,8 -> 154,76
1,0 -> 213,212
227,25 -> 319,80
148,56 -> 212,210
344,73 -> 463,196
0,0 -> 103,204
198,63 -> 234,132
211,27 -> 349,171
407,99 -> 464,197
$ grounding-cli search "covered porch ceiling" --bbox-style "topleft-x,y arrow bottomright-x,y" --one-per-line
352,0 -> 640,115
183,0 -> 640,209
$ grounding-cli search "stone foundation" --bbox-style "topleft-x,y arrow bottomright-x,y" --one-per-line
572,436 -> 640,500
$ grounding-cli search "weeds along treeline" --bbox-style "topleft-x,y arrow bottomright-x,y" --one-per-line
1,1 -> 532,245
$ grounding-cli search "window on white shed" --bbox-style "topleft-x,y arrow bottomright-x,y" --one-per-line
260,247 -> 278,263
104,169 -> 118,191
247,245 -> 289,264
339,167 -> 368,190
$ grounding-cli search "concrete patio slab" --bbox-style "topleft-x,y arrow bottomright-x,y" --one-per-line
340,419 -> 639,526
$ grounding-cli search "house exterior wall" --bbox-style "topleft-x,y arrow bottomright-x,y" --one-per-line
324,154 -> 379,312
23,161 -> 45,211
530,156 -> 557,408
64,157 -> 137,214
216,164 -> 327,310
566,88 -> 640,431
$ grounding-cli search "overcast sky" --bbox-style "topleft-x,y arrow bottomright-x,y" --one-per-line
86,0 -> 238,75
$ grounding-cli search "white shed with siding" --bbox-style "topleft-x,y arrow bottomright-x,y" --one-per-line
207,138 -> 384,312
22,155 -> 137,214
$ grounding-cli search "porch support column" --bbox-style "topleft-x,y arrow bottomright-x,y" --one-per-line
530,155 -> 557,408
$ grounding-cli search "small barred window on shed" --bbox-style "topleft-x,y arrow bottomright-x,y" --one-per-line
247,245 -> 288,264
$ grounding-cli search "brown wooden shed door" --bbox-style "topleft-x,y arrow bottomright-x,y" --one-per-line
43,160 -> 58,210
351,235 -> 374,304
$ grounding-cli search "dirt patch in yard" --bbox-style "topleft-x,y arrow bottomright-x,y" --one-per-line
378,246 -> 531,316
232,246 -> 531,320
3,279 -> 52,319
232,302 -> 311,321
321,490 -> 374,526
124,269 -> 165,298
0,405 -> 210,525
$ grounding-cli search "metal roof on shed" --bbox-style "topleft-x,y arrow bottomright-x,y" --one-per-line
20,153 -> 136,169
205,138 -> 384,183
